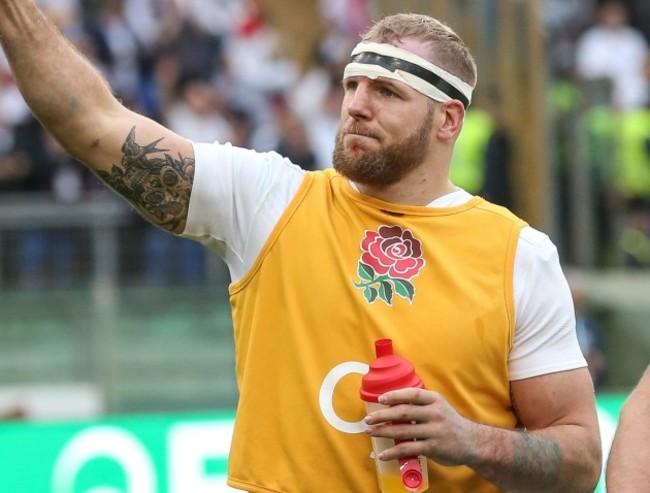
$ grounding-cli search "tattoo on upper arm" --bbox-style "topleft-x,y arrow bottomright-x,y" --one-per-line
97,126 -> 194,232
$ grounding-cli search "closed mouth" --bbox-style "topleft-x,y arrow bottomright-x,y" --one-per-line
346,130 -> 379,140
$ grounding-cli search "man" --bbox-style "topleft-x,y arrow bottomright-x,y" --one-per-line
606,364 -> 650,491
0,4 -> 601,492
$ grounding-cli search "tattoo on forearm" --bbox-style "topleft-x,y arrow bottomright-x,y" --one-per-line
513,431 -> 562,487
97,127 -> 194,231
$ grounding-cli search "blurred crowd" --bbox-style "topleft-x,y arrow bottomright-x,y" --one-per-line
0,0 -> 372,286
545,0 -> 650,268
1,0 -> 650,290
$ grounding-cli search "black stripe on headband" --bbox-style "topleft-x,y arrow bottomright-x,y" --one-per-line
349,52 -> 470,108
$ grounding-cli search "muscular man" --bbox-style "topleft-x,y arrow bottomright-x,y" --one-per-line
0,3 -> 601,492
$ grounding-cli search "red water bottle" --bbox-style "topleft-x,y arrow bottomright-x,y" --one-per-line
360,339 -> 429,492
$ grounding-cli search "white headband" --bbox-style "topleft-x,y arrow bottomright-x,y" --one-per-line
343,42 -> 473,108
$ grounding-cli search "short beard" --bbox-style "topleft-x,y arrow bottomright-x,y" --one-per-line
332,104 -> 435,187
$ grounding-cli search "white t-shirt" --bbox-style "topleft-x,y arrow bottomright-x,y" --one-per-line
183,142 -> 587,381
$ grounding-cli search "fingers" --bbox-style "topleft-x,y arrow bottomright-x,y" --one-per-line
375,437 -> 424,462
379,387 -> 438,406
366,420 -> 429,442
365,389 -> 441,426
364,410 -> 432,461
365,403 -> 429,426
365,421 -> 428,461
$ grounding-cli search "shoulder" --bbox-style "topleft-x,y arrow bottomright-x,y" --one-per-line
193,141 -> 305,175
516,226 -> 559,266
473,199 -> 529,230
192,141 -> 307,199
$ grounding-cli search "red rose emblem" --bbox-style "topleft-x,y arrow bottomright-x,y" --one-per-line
355,225 -> 426,305
360,225 -> 425,280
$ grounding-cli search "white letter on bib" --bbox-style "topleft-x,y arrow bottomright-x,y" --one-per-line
319,361 -> 369,434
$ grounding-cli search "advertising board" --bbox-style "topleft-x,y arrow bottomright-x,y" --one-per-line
0,396 -> 626,492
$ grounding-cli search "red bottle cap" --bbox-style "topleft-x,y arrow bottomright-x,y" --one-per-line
360,339 -> 424,403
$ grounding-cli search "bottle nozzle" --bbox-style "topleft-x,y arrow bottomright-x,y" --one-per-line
399,457 -> 424,491
375,338 -> 393,357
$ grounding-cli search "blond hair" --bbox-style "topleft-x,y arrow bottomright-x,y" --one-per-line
361,13 -> 477,87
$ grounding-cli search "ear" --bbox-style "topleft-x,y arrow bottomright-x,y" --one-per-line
437,100 -> 466,141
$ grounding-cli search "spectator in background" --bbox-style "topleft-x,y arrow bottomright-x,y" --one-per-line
121,0 -> 182,120
575,0 -> 650,111
606,364 -> 650,491
318,0 -> 373,64
149,9 -> 225,120
290,50 -> 345,169
0,59 -> 49,196
173,0 -> 243,38
319,0 -> 372,39
166,76 -> 233,144
124,0 -> 175,49
270,93 -> 317,171
223,0 -> 298,152
93,0 -> 141,108
224,107 -> 254,148
157,13 -> 224,85
304,73 -> 344,170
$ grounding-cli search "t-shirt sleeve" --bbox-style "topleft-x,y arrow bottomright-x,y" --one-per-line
182,141 -> 305,282
508,227 -> 587,381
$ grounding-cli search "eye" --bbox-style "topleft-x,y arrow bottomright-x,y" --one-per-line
343,80 -> 358,92
379,86 -> 399,98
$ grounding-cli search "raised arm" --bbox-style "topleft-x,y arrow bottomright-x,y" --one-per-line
606,364 -> 650,492
0,0 -> 195,233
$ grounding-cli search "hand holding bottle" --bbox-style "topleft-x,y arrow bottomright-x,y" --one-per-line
364,387 -> 477,468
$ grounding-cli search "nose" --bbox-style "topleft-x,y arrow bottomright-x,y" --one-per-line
346,81 -> 373,121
